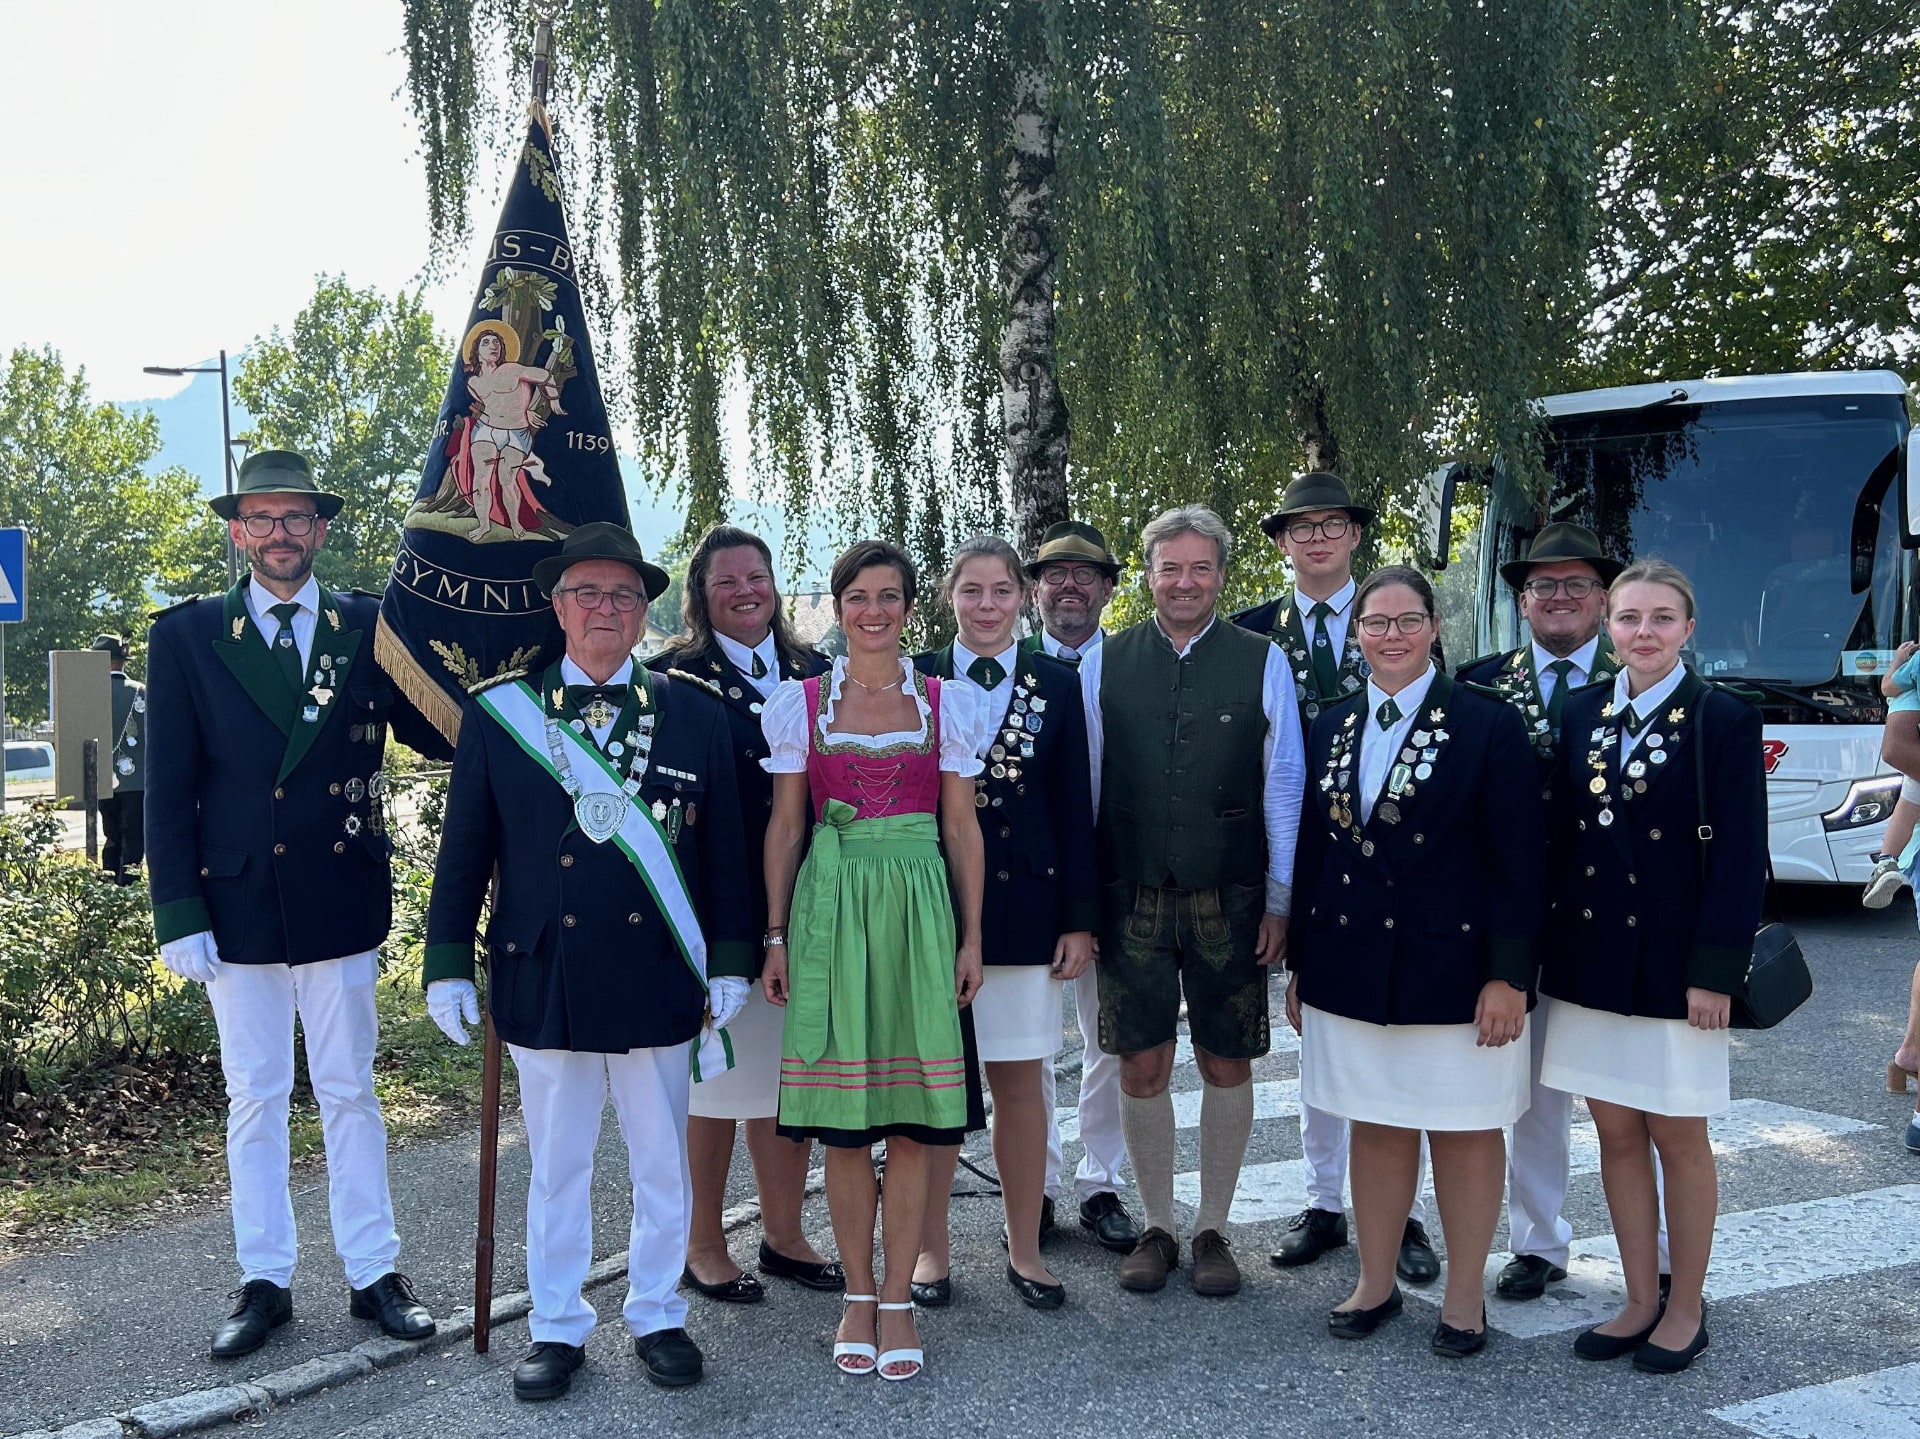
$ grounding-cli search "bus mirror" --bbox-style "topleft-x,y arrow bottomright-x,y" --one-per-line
1416,463 -> 1461,571
1905,442 -> 1920,550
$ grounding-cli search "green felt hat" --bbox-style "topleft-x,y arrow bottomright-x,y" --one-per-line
208,450 -> 344,520
1499,522 -> 1625,590
1024,520 -> 1121,578
531,521 -> 671,600
1258,471 -> 1377,539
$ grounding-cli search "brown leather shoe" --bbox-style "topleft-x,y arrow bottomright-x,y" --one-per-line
1190,1229 -> 1242,1296
1116,1227 -> 1180,1292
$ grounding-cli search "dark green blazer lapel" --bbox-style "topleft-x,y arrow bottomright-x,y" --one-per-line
277,587 -> 359,784
1018,633 -> 1045,658
932,643 -> 957,679
1590,632 -> 1622,684
213,581 -> 293,737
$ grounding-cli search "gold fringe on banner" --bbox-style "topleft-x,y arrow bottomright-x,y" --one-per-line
376,613 -> 464,747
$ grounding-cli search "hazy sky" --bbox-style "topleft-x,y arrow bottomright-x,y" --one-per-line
1,0 -> 473,404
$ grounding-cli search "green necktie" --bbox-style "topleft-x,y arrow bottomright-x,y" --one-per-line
1622,704 -> 1651,738
1375,695 -> 1402,730
966,655 -> 1006,690
267,602 -> 305,695
1544,658 -> 1576,737
1309,601 -> 1341,699
750,652 -> 768,679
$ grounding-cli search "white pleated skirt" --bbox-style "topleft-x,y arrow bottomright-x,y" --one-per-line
1540,998 -> 1730,1117
972,965 -> 1064,1062
1300,1004 -> 1532,1131
688,982 -> 783,1121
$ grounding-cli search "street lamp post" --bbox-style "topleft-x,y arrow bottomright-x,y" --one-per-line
144,350 -> 242,586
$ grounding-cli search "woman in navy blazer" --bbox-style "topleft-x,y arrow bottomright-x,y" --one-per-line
912,536 -> 1099,1311
1542,558 -> 1766,1374
1287,566 -> 1545,1358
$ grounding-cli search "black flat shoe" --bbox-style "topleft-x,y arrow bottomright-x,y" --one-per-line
1078,1192 -> 1139,1253
210,1279 -> 292,1359
909,1275 -> 952,1307
1270,1208 -> 1348,1268
1431,1309 -> 1488,1358
1396,1220 -> 1441,1286
1574,1316 -> 1660,1361
634,1326 -> 705,1387
1006,1263 -> 1066,1310
1328,1287 -> 1403,1340
1495,1253 -> 1568,1301
512,1341 -> 584,1401
681,1265 -> 766,1303
1632,1323 -> 1709,1374
757,1241 -> 846,1292
349,1272 -> 436,1340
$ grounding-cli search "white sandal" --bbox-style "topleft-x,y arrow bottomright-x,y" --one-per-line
833,1294 -> 878,1375
876,1300 -> 924,1381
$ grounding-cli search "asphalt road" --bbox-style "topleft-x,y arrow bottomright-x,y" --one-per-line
5,885 -> 1918,1439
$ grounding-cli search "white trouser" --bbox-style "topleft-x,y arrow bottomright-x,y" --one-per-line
1301,1102 -> 1429,1225
1507,1004 -> 1574,1265
205,951 -> 399,1290
512,1042 -> 693,1346
1043,971 -> 1130,1204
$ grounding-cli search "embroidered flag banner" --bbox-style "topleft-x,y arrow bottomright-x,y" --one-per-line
377,109 -> 629,741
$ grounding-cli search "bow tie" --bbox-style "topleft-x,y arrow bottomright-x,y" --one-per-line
566,684 -> 627,714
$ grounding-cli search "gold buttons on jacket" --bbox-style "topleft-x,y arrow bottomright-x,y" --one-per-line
199,866 -> 210,877
1338,915 -> 1349,925
333,842 -> 345,854
1649,828 -> 1663,841
273,843 -> 287,856
628,913 -> 643,925
273,787 -> 284,800
1460,922 -> 1472,932
560,854 -> 574,867
1584,866 -> 1595,877
330,783 -> 342,795
563,914 -> 577,927
1626,916 -> 1638,927
506,942 -> 518,953
1383,918 -> 1395,929
1582,908 -> 1593,919
1412,833 -> 1425,845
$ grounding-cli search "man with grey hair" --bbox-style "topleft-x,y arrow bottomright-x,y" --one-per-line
1078,504 -> 1306,1297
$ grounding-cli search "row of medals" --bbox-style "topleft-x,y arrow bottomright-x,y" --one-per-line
1325,720 -> 1446,836
978,682 -> 1046,808
1585,704 -> 1671,827
342,771 -> 387,838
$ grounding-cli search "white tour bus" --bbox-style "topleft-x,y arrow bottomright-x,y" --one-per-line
1425,370 -> 1917,884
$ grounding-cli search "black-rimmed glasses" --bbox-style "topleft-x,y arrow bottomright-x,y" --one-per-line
1523,576 -> 1603,599
1285,517 -> 1351,543
236,513 -> 320,538
1356,612 -> 1432,637
558,585 -> 644,613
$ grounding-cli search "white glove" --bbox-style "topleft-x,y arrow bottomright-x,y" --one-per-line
159,931 -> 222,985
707,976 -> 750,1029
427,979 -> 481,1046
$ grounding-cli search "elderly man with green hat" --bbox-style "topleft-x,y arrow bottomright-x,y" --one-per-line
1015,519 -> 1140,1255
424,520 -> 753,1400
143,449 -> 449,1359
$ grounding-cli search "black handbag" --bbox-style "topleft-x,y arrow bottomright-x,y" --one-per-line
1693,694 -> 1812,1030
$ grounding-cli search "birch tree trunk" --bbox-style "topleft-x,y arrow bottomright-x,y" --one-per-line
1001,33 -> 1068,556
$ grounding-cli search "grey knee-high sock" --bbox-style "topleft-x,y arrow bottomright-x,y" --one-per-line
1119,1089 -> 1177,1235
1193,1078 -> 1255,1237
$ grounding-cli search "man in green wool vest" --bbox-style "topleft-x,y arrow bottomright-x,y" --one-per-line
1077,504 -> 1306,1298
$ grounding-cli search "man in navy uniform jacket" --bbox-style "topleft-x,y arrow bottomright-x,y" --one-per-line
145,450 -> 447,1359
424,522 -> 753,1401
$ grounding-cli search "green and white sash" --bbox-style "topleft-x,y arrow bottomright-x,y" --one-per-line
476,678 -> 734,1081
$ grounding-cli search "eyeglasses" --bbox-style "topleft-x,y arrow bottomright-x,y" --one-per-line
558,585 -> 644,613
1285,517 -> 1352,543
1523,576 -> 1602,599
1356,612 -> 1432,637
1038,564 -> 1107,586
236,513 -> 320,538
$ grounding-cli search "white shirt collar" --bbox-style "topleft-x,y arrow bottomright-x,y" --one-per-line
953,638 -> 1018,688
1155,613 -> 1216,658
248,573 -> 320,622
1532,634 -> 1600,680
714,629 -> 777,679
1040,626 -> 1104,659
1611,661 -> 1687,720
1366,663 -> 1437,729
1297,576 -> 1356,618
560,654 -> 636,690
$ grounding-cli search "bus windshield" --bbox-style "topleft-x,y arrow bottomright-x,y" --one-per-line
1490,393 -> 1909,686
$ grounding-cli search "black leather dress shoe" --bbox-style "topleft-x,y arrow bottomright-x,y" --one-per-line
634,1326 -> 704,1387
1431,1309 -> 1488,1358
909,1275 -> 952,1307
681,1265 -> 765,1303
513,1341 -> 584,1401
1078,1192 -> 1139,1254
1573,1316 -> 1660,1361
1495,1253 -> 1568,1300
1396,1220 -> 1441,1286
1269,1208 -> 1348,1267
756,1241 -> 845,1292
349,1272 -> 436,1340
1006,1263 -> 1066,1310
210,1279 -> 292,1359
1632,1322 -> 1708,1374
1328,1287 -> 1403,1340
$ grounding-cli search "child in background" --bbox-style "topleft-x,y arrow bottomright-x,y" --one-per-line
1866,639 -> 1920,909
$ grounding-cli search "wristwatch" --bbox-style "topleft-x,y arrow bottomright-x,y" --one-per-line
763,931 -> 788,948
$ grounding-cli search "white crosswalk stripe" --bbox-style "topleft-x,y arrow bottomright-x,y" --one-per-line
1712,1360 -> 1920,1436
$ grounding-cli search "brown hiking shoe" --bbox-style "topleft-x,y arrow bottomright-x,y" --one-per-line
1116,1227 -> 1180,1292
1190,1229 -> 1242,1296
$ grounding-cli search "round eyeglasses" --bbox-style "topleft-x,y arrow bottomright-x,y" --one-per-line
1523,576 -> 1602,599
236,513 -> 320,538
1355,612 -> 1433,637
558,585 -> 644,613
1285,517 -> 1351,543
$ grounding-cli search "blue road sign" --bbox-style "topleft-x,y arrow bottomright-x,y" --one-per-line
0,528 -> 23,623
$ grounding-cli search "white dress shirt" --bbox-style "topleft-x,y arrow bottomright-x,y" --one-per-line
953,638 -> 1020,754
1298,577 -> 1356,658
560,655 -> 635,747
715,630 -> 780,698
1038,626 -> 1105,663
246,574 -> 321,674
1359,664 -> 1438,825
1079,613 -> 1307,915
1611,662 -> 1688,764
1531,635 -> 1601,705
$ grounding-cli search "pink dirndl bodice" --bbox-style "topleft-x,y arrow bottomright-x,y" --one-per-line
803,672 -> 944,820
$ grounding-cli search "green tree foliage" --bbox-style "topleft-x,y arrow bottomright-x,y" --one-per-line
0,348 -> 205,720
233,277 -> 452,594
